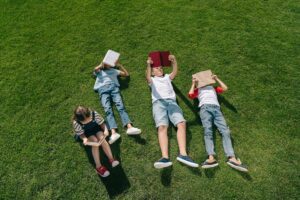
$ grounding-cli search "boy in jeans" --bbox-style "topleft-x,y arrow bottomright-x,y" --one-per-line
188,74 -> 248,172
93,61 -> 141,144
146,55 -> 198,169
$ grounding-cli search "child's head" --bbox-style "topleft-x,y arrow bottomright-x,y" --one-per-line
152,66 -> 164,77
73,105 -> 91,122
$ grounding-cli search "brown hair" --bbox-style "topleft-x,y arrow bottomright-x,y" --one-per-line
72,105 -> 91,122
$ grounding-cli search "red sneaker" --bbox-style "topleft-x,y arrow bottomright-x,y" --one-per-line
109,159 -> 120,168
96,166 -> 110,177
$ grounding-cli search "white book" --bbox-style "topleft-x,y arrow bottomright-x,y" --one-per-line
103,50 -> 120,67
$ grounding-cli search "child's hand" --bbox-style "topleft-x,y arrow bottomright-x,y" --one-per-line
95,62 -> 104,71
104,131 -> 109,136
147,57 -> 153,65
83,138 -> 88,145
212,74 -> 218,80
168,55 -> 176,62
192,77 -> 198,84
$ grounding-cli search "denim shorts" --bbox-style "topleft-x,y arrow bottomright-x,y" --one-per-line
152,99 -> 186,128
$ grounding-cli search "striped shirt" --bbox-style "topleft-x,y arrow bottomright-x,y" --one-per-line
72,111 -> 105,136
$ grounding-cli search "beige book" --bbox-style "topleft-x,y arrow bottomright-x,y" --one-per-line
192,70 -> 216,88
103,50 -> 120,67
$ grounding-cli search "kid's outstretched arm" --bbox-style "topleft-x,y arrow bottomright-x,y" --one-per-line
169,55 -> 178,80
213,75 -> 228,91
117,63 -> 129,77
189,78 -> 197,95
146,57 -> 152,84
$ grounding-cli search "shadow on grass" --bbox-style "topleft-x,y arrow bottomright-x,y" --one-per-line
218,95 -> 238,113
118,76 -> 130,90
204,166 -> 220,178
160,166 -> 173,187
127,135 -> 147,145
79,138 -> 131,199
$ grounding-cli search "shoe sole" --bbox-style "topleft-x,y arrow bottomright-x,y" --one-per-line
201,163 -> 219,169
109,135 -> 121,144
227,162 -> 248,172
154,162 -> 173,169
126,130 -> 142,135
176,157 -> 199,168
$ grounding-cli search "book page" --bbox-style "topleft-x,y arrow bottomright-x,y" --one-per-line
103,50 -> 120,67
192,70 -> 216,88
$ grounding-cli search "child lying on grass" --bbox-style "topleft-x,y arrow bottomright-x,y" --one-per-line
188,74 -> 248,172
72,105 -> 119,177
146,54 -> 198,169
93,61 -> 141,144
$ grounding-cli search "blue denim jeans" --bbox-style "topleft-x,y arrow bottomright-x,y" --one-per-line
199,104 -> 235,157
152,99 -> 186,128
98,83 -> 131,130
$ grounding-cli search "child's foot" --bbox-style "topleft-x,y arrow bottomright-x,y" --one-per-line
154,158 -> 172,169
201,159 -> 219,169
109,159 -> 120,168
226,158 -> 248,172
109,133 -> 121,144
96,166 -> 110,177
126,127 -> 141,135
176,155 -> 199,168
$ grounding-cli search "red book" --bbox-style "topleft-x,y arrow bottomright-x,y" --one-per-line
149,51 -> 171,68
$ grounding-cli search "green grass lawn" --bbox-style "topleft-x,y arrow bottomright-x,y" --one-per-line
0,0 -> 299,199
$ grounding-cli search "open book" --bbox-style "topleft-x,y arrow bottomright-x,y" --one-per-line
192,70 -> 216,88
85,135 -> 107,147
103,50 -> 120,67
149,51 -> 171,68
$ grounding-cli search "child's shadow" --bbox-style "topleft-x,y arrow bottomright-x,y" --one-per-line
79,139 -> 131,198
160,166 -> 173,187
118,76 -> 131,90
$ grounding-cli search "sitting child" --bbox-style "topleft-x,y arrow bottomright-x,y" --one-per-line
93,61 -> 141,144
72,105 -> 119,177
146,54 -> 198,169
188,75 -> 248,172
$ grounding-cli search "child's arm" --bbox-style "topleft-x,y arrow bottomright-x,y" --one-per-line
79,134 -> 88,145
169,55 -> 178,80
188,78 -> 199,99
146,57 -> 153,84
100,122 -> 109,136
189,78 -> 197,95
116,63 -> 129,77
213,75 -> 228,92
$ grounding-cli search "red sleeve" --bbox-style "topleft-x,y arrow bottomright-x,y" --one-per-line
188,89 -> 199,99
215,86 -> 224,94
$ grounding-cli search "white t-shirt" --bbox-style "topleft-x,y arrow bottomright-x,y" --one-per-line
197,85 -> 220,107
150,74 -> 176,103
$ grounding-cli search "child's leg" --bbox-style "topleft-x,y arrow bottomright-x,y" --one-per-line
153,100 -> 169,158
213,107 -> 235,158
88,135 -> 102,168
176,122 -> 187,156
96,132 -> 114,160
111,87 -> 132,127
199,106 -> 216,157
158,125 -> 169,158
100,92 -> 118,130
168,100 -> 187,156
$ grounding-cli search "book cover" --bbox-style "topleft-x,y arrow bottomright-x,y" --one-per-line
103,50 -> 120,67
192,70 -> 216,88
149,51 -> 171,67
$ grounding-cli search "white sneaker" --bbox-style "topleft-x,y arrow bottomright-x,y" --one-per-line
126,127 -> 141,135
109,133 -> 121,144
